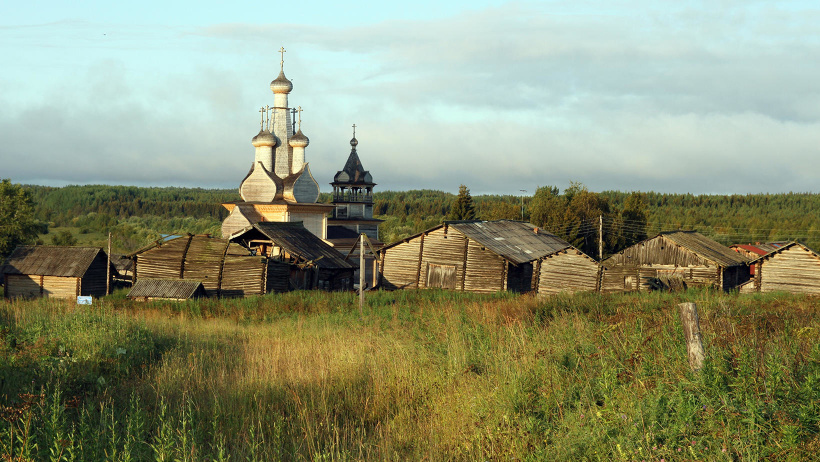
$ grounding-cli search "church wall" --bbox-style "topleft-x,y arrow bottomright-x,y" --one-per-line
289,212 -> 326,240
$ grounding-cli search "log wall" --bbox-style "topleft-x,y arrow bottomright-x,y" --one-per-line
380,236 -> 423,290
463,240 -> 505,293
759,246 -> 820,294
538,249 -> 599,295
419,227 -> 467,289
80,253 -> 110,297
5,275 -> 43,299
42,276 -> 80,299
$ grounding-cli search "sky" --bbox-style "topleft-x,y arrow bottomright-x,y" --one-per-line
2,1 -> 819,195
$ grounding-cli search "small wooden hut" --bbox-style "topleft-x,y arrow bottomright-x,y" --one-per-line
378,220 -> 599,294
228,222 -> 356,291
742,242 -> 820,294
2,246 -> 112,299
127,279 -> 207,301
600,230 -> 750,292
130,234 -> 289,297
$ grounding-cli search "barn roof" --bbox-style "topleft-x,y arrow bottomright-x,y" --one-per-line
2,246 -> 106,278
380,220 -> 575,265
660,231 -> 749,267
748,241 -> 820,264
450,221 -> 574,265
238,222 -> 355,270
127,279 -> 205,300
730,242 -> 788,256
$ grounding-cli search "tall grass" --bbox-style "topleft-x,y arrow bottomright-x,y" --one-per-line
1,289 -> 819,460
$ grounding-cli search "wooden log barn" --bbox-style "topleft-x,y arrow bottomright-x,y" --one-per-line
740,242 -> 820,294
228,222 -> 356,291
1,246 -> 113,299
600,230 -> 750,292
378,220 -> 599,294
130,234 -> 290,297
127,279 -> 207,301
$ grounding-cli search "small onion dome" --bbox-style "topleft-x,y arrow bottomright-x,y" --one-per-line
251,129 -> 279,147
289,129 -> 309,148
270,70 -> 293,94
350,137 -> 358,148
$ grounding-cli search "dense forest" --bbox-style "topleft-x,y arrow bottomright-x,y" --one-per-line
15,183 -> 820,256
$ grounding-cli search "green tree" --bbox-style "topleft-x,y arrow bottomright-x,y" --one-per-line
529,185 -> 565,232
616,192 -> 648,249
447,185 -> 476,221
51,229 -> 78,246
0,179 -> 43,259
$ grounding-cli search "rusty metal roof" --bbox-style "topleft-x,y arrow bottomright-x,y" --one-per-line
127,279 -> 205,299
245,222 -> 355,270
661,231 -> 749,267
730,242 -> 788,256
449,220 -> 574,265
2,246 -> 106,277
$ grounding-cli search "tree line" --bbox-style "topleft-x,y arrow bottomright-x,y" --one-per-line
4,181 -> 820,260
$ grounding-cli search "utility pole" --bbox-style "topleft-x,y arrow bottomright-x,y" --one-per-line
106,232 -> 112,295
519,190 -> 527,221
359,233 -> 365,314
598,215 -> 603,261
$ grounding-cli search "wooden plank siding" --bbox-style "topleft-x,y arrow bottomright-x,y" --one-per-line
758,245 -> 820,294
538,249 -> 599,295
6,274 -> 44,299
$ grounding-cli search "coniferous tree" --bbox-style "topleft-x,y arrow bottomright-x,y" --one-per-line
0,179 -> 44,259
447,185 -> 476,221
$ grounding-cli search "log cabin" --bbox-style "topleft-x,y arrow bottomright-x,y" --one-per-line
228,221 -> 356,291
742,242 -> 820,294
600,230 -> 750,292
130,234 -> 290,297
2,246 -> 113,299
378,220 -> 599,294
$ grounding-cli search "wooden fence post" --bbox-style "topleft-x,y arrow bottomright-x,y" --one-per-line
678,302 -> 705,372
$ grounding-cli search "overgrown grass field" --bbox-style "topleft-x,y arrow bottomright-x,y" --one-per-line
1,289 -> 819,460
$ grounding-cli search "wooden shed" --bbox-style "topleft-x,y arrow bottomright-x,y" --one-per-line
2,246 -> 112,299
600,230 -> 750,293
229,222 -> 356,291
130,234 -> 290,297
742,242 -> 820,294
127,279 -> 207,301
378,220 -> 599,294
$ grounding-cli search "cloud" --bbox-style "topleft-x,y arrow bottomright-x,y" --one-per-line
2,1 -> 820,195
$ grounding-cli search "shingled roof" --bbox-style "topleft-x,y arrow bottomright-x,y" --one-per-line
240,222 -> 355,270
2,246 -> 107,278
332,143 -> 374,186
660,231 -> 749,267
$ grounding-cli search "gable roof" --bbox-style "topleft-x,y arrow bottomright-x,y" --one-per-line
127,279 -> 205,299
659,231 -> 749,267
449,220 -> 574,265
237,222 -> 355,270
379,220 -> 576,265
2,246 -> 106,278
749,241 -> 820,264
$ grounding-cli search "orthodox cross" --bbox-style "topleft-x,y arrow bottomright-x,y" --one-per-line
278,47 -> 286,71
259,107 -> 266,131
297,106 -> 303,130
291,107 -> 297,133
352,123 -> 356,137
265,105 -> 271,131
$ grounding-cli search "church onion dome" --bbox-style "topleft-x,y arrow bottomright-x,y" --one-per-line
270,70 -> 293,94
289,129 -> 309,148
350,137 -> 358,148
251,129 -> 278,147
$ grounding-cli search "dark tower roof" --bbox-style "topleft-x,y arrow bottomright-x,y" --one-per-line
332,136 -> 375,186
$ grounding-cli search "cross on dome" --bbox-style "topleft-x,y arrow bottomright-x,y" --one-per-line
279,47 -> 286,71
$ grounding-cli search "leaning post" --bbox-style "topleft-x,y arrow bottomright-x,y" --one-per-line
678,302 -> 705,372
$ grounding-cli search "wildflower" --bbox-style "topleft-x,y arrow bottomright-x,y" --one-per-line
677,448 -> 682,452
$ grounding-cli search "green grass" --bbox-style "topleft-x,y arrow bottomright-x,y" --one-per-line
2,289 -> 820,460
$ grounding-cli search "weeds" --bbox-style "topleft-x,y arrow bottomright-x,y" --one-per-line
1,289 -> 819,459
